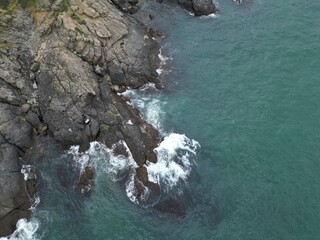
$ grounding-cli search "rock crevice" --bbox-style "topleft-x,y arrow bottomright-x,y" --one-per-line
0,0 -> 162,236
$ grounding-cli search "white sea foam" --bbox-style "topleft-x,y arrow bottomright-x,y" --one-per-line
200,13 -> 218,19
146,133 -> 200,191
120,81 -> 201,196
156,48 -> 171,76
29,196 -> 40,211
121,89 -> 165,131
0,218 -> 40,240
125,174 -> 139,204
68,141 -> 140,202
106,141 -> 137,180
189,11 -> 218,19
68,141 -> 137,180
21,165 -> 36,181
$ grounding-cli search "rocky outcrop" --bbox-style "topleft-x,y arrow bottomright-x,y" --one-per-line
110,0 -> 142,14
33,0 -> 162,162
76,166 -> 94,197
161,0 -> 218,16
0,0 -> 163,236
0,0 -> 219,234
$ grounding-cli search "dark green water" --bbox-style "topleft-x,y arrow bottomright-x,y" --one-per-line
7,1 -> 320,239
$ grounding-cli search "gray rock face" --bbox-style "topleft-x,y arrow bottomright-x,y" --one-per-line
0,9 -> 38,237
0,0 -> 163,236
0,136 -> 31,237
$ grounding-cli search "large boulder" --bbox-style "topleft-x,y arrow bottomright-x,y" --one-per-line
110,0 -> 142,14
191,0 -> 218,16
164,0 -> 218,16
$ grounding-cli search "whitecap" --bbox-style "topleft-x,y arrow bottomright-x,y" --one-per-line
146,133 -> 200,191
0,218 -> 40,240
21,165 -> 36,181
67,141 -> 139,202
29,196 -> 40,211
67,141 -> 137,180
156,48 -> 171,76
200,13 -> 219,19
121,89 -> 165,132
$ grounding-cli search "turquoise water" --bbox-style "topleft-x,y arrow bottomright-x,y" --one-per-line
9,1 -> 320,239
159,1 -> 320,239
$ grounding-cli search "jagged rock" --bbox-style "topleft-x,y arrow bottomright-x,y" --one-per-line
0,139 -> 31,237
21,103 -> 31,113
30,62 -> 40,73
111,0 -> 142,14
112,141 -> 129,157
164,0 -> 218,16
147,151 -> 157,163
0,0 -> 166,235
76,166 -> 94,197
83,7 -> 99,18
136,166 -> 148,185
191,0 -> 218,16
94,65 -> 104,75
25,112 -> 41,128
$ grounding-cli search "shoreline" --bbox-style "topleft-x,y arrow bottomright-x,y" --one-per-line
0,0 -> 225,237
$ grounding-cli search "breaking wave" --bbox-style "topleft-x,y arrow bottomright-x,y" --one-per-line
120,84 -> 201,202
67,141 -> 140,203
121,85 -> 165,131
67,134 -> 199,205
67,141 -> 137,181
146,133 -> 200,191
156,48 -> 171,77
0,218 -> 40,240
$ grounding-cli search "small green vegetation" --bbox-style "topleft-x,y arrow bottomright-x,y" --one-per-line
0,0 -> 36,12
70,12 -> 86,25
0,0 -> 16,14
75,26 -> 84,34
100,124 -> 110,132
59,0 -> 68,13
18,0 -> 36,8
0,36 -> 10,49
0,0 -> 11,9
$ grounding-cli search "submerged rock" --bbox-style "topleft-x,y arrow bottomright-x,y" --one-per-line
154,198 -> 185,217
76,166 -> 95,197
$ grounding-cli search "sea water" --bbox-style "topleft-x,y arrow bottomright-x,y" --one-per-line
4,0 -> 320,239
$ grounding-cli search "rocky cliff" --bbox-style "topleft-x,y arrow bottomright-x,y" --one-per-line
0,0 -> 222,236
0,0 -> 163,236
